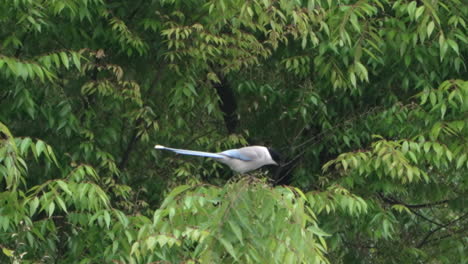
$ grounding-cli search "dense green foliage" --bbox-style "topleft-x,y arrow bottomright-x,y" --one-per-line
1,0 -> 467,263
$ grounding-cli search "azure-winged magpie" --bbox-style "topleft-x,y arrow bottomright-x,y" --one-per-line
155,145 -> 280,173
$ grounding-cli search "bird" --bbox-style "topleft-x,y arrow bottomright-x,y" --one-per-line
154,145 -> 280,173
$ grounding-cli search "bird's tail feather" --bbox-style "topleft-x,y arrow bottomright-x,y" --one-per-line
155,145 -> 225,159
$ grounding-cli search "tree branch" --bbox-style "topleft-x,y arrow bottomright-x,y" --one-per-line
424,226 -> 468,246
212,72 -> 238,134
404,200 -> 450,209
409,208 -> 444,227
118,120 -> 143,170
417,212 -> 468,248
379,194 -> 450,209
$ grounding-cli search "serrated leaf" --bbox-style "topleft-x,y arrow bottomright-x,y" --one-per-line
431,123 -> 442,140
71,52 -> 81,70
402,141 -> 409,153
446,150 -> 453,162
130,242 -> 139,255
157,235 -> 169,247
433,143 -> 443,158
415,6 -> 425,20
407,167 -> 413,182
423,142 -> 431,153
48,202 -> 55,217
350,72 -> 356,87
309,225 -> 331,237
35,140 -> 46,156
56,195 -> 68,213
146,236 -> 156,249
32,65 -> 45,82
219,237 -> 238,260
2,248 -> 14,257
407,2 -> 417,18
29,197 -> 40,216
446,39 -> 459,55
228,221 -> 243,245
430,92 -> 437,105
60,52 -> 69,69
284,251 -> 295,264
440,103 -> 447,118
341,159 -> 348,170
427,21 -> 435,37
56,180 -> 72,195
456,154 -> 466,169
104,210 -> 111,228
160,185 -> 191,208
19,137 -> 32,154
408,151 -> 418,164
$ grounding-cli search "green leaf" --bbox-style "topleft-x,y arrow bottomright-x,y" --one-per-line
160,185 -> 191,208
29,197 -> 40,216
56,195 -> 68,213
146,236 -> 156,250
408,151 -> 418,164
431,123 -> 442,140
60,52 -> 69,69
19,137 -> 32,154
219,237 -> 238,260
446,39 -> 459,55
430,92 -> 437,105
2,248 -> 14,257
446,150 -> 452,162
407,167 -> 414,182
440,103 -> 447,118
71,52 -> 81,70
415,6 -> 425,20
433,143 -> 443,158
349,72 -> 356,87
130,242 -> 139,255
439,34 -> 448,59
56,180 -> 72,195
52,53 -> 61,67
103,210 -> 111,228
228,220 -> 243,245
407,2 -> 417,18
35,140 -> 46,156
402,141 -> 409,153
308,225 -> 331,237
427,21 -> 435,37
456,154 -> 466,169
48,202 -> 55,217
284,251 -> 295,264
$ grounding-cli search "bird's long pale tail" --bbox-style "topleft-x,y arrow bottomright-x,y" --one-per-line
155,145 -> 225,159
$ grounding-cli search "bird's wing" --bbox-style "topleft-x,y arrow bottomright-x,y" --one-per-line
155,145 -> 225,159
220,149 -> 254,161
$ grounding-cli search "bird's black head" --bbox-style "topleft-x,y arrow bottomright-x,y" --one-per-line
267,148 -> 281,166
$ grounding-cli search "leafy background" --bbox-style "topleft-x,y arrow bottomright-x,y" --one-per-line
0,0 -> 467,263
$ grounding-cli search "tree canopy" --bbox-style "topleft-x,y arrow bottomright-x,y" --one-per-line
0,0 -> 467,263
